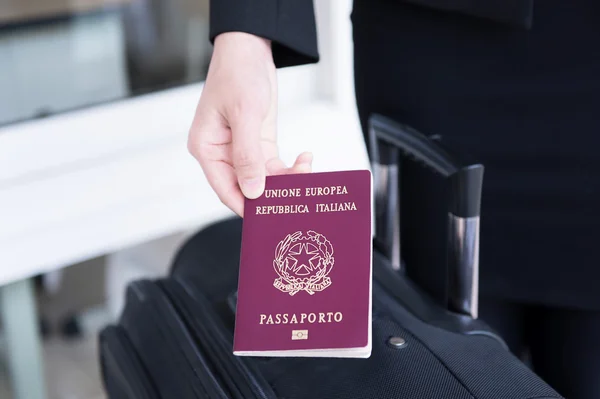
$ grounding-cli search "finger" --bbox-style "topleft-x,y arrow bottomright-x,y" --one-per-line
200,159 -> 245,216
266,152 -> 313,176
188,104 -> 233,163
265,158 -> 288,175
290,152 -> 313,174
188,107 -> 244,215
230,112 -> 266,199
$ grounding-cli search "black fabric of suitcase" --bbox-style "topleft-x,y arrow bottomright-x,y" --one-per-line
99,115 -> 563,399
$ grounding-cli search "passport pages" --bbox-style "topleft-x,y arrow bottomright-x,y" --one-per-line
233,170 -> 373,358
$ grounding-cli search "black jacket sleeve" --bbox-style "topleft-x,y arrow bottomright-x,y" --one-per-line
209,0 -> 319,68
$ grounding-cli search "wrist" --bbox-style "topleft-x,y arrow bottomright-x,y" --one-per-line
214,32 -> 273,62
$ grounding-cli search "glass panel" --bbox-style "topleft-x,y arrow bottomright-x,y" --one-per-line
0,0 -> 212,126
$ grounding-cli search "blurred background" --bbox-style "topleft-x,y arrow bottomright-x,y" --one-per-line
0,1 -> 365,398
0,0 -> 211,127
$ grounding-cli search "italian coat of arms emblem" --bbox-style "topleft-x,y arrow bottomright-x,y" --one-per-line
273,230 -> 335,296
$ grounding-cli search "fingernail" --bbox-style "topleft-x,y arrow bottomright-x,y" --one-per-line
241,178 -> 263,198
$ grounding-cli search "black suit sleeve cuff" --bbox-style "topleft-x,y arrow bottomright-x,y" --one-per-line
209,0 -> 319,68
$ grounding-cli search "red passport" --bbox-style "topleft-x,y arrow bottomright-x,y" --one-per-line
233,169 -> 372,358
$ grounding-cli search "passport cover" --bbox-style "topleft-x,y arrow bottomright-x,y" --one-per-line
233,169 -> 372,358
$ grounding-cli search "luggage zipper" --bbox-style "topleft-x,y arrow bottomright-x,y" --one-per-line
127,280 -> 230,399
99,325 -> 161,399
160,279 -> 276,399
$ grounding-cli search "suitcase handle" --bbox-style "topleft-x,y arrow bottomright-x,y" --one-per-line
368,114 -> 484,319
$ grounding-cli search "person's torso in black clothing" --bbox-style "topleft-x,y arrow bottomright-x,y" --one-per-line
352,0 -> 600,310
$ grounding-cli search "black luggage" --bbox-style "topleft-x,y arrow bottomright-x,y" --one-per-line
99,114 -> 563,398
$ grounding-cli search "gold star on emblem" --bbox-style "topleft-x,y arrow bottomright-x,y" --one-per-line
285,243 -> 322,275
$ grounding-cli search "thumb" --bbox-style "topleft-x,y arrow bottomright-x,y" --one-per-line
231,112 -> 266,199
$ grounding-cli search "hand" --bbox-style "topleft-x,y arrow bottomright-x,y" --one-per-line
188,32 -> 312,216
